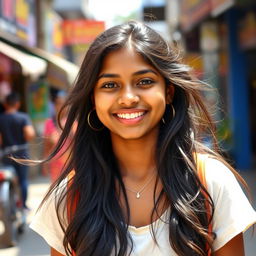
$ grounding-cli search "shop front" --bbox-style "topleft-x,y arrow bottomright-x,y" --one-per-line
0,0 -> 80,176
179,0 -> 254,169
0,40 -> 47,113
238,10 -> 256,166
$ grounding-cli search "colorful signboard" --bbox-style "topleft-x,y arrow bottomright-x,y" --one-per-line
62,20 -> 105,45
0,0 -> 36,46
1,0 -> 14,20
44,10 -> 64,56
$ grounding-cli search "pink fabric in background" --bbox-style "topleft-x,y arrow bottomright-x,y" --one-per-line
44,118 -> 70,182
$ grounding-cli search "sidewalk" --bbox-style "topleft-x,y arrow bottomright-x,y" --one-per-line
0,175 -> 50,256
240,169 -> 256,256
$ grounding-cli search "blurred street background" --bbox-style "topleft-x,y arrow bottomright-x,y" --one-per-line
0,0 -> 256,255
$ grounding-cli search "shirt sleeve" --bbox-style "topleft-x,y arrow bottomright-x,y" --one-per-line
29,179 -> 68,255
23,113 -> 32,126
204,158 -> 256,251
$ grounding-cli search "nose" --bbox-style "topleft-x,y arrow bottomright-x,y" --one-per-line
117,88 -> 139,106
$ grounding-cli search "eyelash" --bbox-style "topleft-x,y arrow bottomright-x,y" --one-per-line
138,79 -> 154,86
101,78 -> 155,89
101,82 -> 117,89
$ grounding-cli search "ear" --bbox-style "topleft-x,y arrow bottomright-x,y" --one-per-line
166,85 -> 175,104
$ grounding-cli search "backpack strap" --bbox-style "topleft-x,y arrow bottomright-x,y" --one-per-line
196,154 -> 213,256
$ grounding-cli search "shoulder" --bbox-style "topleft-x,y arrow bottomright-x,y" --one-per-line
16,112 -> 32,124
202,156 -> 256,251
202,156 -> 241,199
196,154 -> 236,190
203,156 -> 236,184
33,177 -> 69,221
17,111 -> 30,119
30,177 -> 69,254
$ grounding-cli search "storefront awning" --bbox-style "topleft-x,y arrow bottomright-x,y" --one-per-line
24,47 -> 79,89
0,41 -> 47,80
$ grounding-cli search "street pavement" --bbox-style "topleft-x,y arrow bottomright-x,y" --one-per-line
0,170 -> 255,256
0,175 -> 50,256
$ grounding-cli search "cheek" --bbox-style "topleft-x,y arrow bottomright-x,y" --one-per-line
154,91 -> 168,112
94,96 -> 111,125
94,103 -> 105,120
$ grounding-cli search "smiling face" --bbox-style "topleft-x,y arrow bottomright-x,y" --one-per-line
93,47 -> 173,142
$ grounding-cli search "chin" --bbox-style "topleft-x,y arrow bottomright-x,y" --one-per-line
112,128 -> 157,141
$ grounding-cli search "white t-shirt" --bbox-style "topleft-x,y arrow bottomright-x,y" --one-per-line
30,158 -> 256,255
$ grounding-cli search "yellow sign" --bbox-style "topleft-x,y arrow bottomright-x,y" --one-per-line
15,0 -> 29,27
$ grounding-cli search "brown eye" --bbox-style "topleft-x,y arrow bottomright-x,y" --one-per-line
138,79 -> 154,87
102,82 -> 118,88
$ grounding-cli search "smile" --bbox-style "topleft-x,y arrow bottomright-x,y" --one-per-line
116,112 -> 145,120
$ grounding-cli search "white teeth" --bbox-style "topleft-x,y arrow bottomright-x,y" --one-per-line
117,112 -> 144,119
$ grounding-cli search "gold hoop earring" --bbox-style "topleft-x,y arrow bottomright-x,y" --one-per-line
87,109 -> 104,131
171,104 -> 176,119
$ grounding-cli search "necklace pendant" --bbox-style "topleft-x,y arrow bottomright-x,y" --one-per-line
136,192 -> 140,199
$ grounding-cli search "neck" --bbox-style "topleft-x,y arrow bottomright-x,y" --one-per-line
111,134 -> 158,181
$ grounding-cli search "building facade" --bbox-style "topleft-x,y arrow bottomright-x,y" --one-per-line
167,0 -> 256,169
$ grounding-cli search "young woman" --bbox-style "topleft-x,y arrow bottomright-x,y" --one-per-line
30,21 -> 256,256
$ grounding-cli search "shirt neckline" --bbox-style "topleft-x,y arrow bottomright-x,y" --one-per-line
128,208 -> 170,234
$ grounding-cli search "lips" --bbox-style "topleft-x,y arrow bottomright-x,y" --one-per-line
113,109 -> 147,123
116,111 -> 145,120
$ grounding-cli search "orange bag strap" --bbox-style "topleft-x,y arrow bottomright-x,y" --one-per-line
196,154 -> 213,256
67,170 -> 78,256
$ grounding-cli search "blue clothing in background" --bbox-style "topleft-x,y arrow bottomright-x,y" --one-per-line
0,111 -> 32,208
0,111 -> 31,157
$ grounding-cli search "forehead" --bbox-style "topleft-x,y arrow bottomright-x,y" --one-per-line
99,47 -> 157,74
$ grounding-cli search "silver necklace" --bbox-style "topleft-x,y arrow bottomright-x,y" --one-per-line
125,172 -> 156,199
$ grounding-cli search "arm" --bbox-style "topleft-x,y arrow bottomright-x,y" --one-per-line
23,124 -> 36,141
214,233 -> 245,256
51,247 -> 65,256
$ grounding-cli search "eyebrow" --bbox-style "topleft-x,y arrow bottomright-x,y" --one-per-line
97,69 -> 158,80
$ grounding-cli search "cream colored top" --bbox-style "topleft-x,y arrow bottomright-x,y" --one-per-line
30,158 -> 256,255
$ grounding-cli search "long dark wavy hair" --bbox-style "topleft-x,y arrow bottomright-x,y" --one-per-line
40,21 -> 246,256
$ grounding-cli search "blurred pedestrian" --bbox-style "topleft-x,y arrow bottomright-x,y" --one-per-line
42,91 -> 70,182
30,21 -> 255,256
0,92 -> 35,210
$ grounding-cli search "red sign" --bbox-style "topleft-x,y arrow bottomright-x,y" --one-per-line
62,20 -> 105,45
